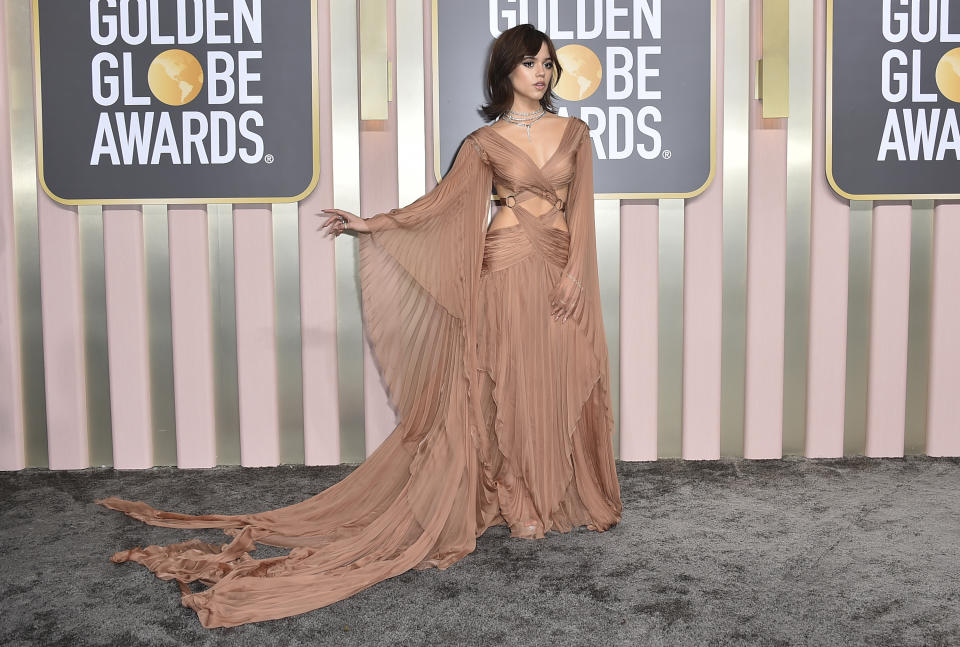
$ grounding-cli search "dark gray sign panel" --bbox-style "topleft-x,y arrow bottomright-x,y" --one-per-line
828,0 -> 960,199
434,0 -> 716,198
33,0 -> 319,204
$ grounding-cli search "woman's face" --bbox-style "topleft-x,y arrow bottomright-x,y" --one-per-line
508,40 -> 553,105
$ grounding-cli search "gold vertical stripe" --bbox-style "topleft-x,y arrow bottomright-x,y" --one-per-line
658,199 -> 684,458
143,204 -> 177,466
272,202 -> 305,465
331,0 -> 365,463
358,0 -> 388,120
843,200 -> 872,455
905,200 -> 933,454
208,203 -> 240,465
782,0 -> 813,454
721,0 -> 750,457
78,205 -> 112,466
760,0 -> 790,118
595,200 -> 621,458
7,0 -> 47,467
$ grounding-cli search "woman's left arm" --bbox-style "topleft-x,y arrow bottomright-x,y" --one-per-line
550,119 -> 596,324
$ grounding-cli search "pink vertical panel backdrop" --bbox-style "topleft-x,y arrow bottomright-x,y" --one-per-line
865,203 -> 912,457
681,0 -> 725,460
805,0 -> 851,458
618,203 -> 660,462
743,1 -> 787,459
926,203 -> 960,456
168,208 -> 217,468
103,208 -> 154,469
233,208 -> 281,467
298,1 -> 341,467
35,193 -> 89,470
360,123 -> 400,455
3,0 -> 959,470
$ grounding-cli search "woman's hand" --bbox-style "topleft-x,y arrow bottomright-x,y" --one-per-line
549,272 -> 582,323
314,209 -> 371,237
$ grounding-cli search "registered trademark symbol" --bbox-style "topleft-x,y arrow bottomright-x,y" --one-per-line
662,149 -> 672,160
265,154 -> 275,164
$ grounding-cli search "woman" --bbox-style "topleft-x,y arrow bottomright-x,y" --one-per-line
97,24 -> 621,628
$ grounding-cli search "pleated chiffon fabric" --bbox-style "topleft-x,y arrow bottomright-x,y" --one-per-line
96,115 -> 622,628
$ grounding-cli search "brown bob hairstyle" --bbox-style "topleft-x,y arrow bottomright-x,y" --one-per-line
480,24 -> 564,122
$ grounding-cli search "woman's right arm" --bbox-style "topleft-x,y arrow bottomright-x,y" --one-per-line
315,209 -> 370,236
314,133 -> 488,237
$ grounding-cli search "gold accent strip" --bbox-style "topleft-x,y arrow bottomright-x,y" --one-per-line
143,204 -> 177,466
78,205 -> 113,467
331,0 -> 365,463
658,199 -> 684,458
825,0 -> 960,200
30,0 -> 321,206
8,0 -> 47,467
721,0 -> 750,456
595,200 -> 621,458
905,200 -> 933,454
760,0 -> 790,119
359,0 -> 388,120
843,200 -> 872,455
782,0 -> 813,454
208,203 -> 240,465
272,202 -> 305,464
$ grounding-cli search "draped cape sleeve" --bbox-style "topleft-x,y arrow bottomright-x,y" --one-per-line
552,120 -> 607,362
94,134 -> 498,629
357,133 -> 493,438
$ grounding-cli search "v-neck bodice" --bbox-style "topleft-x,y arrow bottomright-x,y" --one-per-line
471,116 -> 585,223
472,116 -> 583,196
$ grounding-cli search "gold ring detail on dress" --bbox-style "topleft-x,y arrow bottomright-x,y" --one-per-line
505,195 -> 516,208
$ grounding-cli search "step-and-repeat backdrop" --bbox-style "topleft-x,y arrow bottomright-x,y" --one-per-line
1,0 -> 958,470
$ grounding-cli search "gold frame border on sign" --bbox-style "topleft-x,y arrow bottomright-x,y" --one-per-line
430,0 -> 718,200
825,0 -> 960,201
30,0 -> 321,205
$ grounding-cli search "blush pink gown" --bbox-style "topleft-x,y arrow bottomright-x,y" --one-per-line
97,115 -> 622,628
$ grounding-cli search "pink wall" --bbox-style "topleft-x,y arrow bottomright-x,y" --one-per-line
1,0 -> 958,470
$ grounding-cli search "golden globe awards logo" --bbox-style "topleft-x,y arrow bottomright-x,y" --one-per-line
877,2 -> 960,162
33,0 -> 319,204
89,2 -> 266,167
548,20 -> 666,162
829,0 -> 960,199
437,0 -> 715,197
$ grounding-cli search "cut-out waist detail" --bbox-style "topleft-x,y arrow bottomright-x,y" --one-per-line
488,201 -> 567,233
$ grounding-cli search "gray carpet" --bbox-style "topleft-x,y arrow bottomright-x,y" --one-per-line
1,456 -> 958,646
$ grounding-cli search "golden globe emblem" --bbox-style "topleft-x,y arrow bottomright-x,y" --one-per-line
935,47 -> 960,103
553,44 -> 602,101
148,49 -> 204,106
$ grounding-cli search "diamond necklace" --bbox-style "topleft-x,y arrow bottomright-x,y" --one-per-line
500,107 -> 545,140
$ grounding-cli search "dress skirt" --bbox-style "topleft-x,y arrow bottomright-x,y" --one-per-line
90,220 -> 622,628
476,224 -> 621,540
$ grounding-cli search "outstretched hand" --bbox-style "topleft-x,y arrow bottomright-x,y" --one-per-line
314,209 -> 371,237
